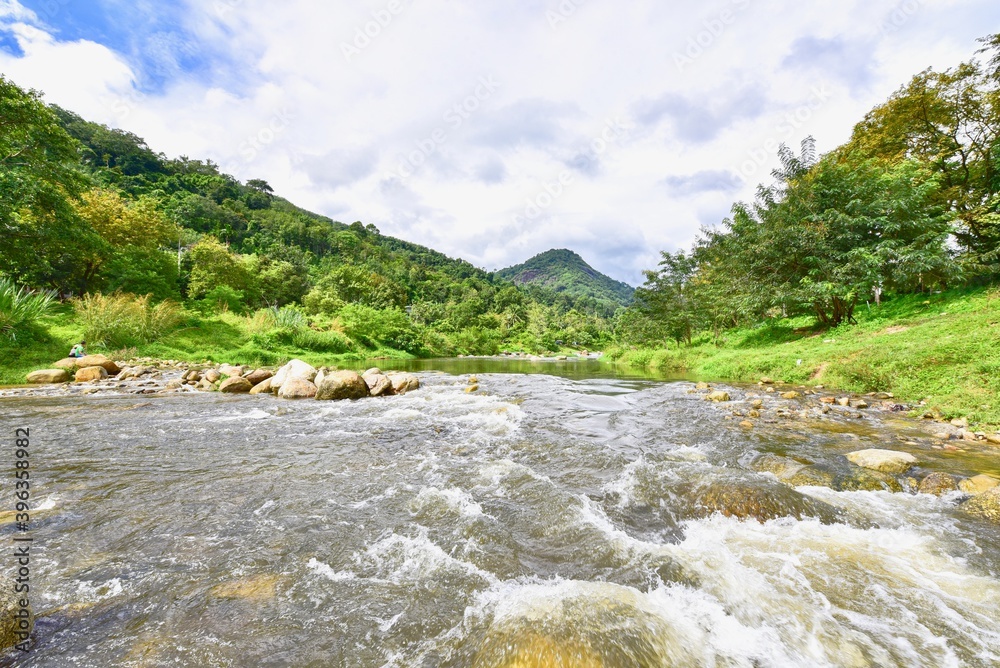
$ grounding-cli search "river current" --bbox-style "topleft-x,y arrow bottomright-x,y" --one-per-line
1,361 -> 999,667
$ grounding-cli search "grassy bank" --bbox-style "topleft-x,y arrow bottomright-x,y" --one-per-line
605,287 -> 1000,427
0,305 -> 414,386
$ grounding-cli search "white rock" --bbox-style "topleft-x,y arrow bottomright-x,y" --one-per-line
271,359 -> 317,390
845,449 -> 918,474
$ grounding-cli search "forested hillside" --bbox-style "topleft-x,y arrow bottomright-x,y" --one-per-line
0,77 -> 618,357
496,249 -> 634,314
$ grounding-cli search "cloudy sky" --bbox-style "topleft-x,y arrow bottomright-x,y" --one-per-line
1,0 -> 998,284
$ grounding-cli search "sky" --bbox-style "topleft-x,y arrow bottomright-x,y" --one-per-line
1,0 -> 998,285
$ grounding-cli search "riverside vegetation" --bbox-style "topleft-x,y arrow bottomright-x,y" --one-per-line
3,34 -> 1000,430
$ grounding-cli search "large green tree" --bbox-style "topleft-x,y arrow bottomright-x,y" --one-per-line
0,77 -> 88,290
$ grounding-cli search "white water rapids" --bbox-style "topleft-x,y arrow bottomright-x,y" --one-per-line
1,367 -> 998,666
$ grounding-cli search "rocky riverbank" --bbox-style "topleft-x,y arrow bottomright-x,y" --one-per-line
688,378 -> 1000,526
9,355 -> 420,403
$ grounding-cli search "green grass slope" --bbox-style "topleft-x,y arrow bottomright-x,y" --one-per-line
605,287 -> 1000,427
496,249 -> 634,306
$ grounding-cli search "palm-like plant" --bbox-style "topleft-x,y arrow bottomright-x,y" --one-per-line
0,277 -> 57,340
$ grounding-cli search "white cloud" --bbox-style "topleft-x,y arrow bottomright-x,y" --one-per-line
1,0 -> 997,284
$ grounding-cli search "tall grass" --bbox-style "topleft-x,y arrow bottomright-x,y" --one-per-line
75,293 -> 185,348
0,277 -> 57,340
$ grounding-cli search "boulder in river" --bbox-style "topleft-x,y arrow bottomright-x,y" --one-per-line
75,354 -> 120,375
388,372 -> 420,395
75,366 -> 108,382
837,468 -> 904,493
52,357 -> 80,370
705,391 -> 730,403
243,369 -> 273,386
219,364 -> 244,378
690,478 -> 841,523
203,369 -> 222,384
219,377 -> 253,394
249,378 -> 273,395
918,472 -> 959,496
845,449 -> 918,474
316,371 -> 369,401
781,391 -> 801,400
962,487 -> 1000,524
363,372 -> 395,397
272,359 -> 317,390
960,474 -> 1000,495
26,369 -> 70,384
278,378 -> 317,399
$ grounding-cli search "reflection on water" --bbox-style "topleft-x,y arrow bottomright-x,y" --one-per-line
340,357 -> 694,382
1,365 -> 998,667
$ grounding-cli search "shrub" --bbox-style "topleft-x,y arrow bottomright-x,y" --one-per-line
75,293 -> 185,348
336,304 -> 423,353
201,285 -> 246,314
0,277 -> 56,340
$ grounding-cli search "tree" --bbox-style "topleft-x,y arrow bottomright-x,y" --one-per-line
72,189 -> 173,293
0,76 -> 88,289
631,250 -> 701,346
186,237 -> 258,301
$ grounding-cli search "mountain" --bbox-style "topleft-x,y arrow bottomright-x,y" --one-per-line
496,249 -> 634,308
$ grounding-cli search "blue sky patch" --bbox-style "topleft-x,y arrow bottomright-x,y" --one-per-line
18,0 -> 211,92
0,27 -> 25,57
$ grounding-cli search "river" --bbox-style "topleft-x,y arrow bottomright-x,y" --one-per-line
1,360 -> 999,666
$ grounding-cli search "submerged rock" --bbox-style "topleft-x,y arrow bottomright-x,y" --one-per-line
315,371 -> 369,401
210,574 -> 281,601
918,472 -> 959,496
26,369 -> 70,384
845,449 -> 918,475
688,478 -> 841,523
0,586 -> 31,651
963,487 -> 1000,524
959,474 -> 1000,496
837,468 -> 904,493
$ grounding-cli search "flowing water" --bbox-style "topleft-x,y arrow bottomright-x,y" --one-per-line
2,361 -> 1000,667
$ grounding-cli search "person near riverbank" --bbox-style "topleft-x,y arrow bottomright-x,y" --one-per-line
69,340 -> 86,358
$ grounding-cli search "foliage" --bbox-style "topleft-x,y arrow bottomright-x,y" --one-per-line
335,304 -> 423,353
0,277 -> 56,340
74,293 -> 185,348
609,287 -> 1000,427
495,248 -> 634,314
0,76 -> 88,290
